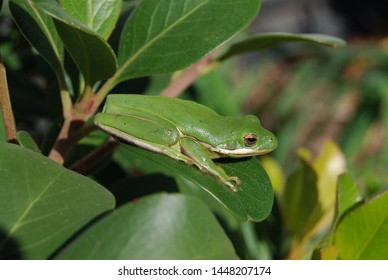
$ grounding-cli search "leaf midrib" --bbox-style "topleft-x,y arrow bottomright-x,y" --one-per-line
355,206 -> 388,259
0,165 -> 62,250
29,0 -> 63,64
116,0 -> 208,79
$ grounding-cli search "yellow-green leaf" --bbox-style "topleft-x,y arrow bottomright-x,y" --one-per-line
313,141 -> 347,211
335,191 -> 388,260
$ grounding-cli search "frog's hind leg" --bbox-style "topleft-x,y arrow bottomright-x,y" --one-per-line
180,137 -> 239,192
95,111 -> 195,164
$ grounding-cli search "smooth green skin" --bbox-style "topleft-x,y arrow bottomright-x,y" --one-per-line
94,95 -> 278,192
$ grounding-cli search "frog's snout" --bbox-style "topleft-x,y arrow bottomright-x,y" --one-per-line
263,134 -> 278,151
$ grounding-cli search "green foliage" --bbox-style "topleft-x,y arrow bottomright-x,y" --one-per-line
60,0 -> 121,39
242,43 -> 388,194
335,174 -> 363,222
0,143 -> 115,259
264,141 -> 387,260
9,0 -> 64,77
54,193 -> 238,260
16,130 -> 41,152
219,32 -> 346,61
335,191 -> 388,259
115,0 -> 262,82
282,158 -> 321,236
1,0 -> 385,260
35,0 -> 118,85
120,144 -> 274,222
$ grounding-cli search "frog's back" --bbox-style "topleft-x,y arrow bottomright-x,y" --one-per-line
105,94 -> 220,121
104,94 -> 242,144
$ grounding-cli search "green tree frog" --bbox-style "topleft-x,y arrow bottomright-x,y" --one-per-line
94,94 -> 278,192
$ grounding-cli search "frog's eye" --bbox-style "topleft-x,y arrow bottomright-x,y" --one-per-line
243,133 -> 257,147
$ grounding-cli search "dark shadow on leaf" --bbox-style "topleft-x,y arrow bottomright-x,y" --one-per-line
48,209 -> 113,260
214,156 -> 252,164
49,174 -> 177,259
0,228 -> 22,260
108,174 -> 178,207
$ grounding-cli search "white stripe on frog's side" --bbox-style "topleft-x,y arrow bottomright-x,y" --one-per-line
197,140 -> 271,157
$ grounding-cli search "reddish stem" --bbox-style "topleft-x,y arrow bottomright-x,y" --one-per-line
0,61 -> 17,143
160,54 -> 215,97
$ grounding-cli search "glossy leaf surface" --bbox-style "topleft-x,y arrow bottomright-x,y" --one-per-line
0,143 -> 115,259
115,0 -> 262,81
60,0 -> 122,39
55,193 -> 238,259
35,0 -> 117,84
116,144 -> 273,222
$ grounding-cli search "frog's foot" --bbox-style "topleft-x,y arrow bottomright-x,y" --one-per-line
229,176 -> 241,185
224,176 -> 240,192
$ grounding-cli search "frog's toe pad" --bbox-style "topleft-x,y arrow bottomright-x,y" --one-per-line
229,176 -> 241,185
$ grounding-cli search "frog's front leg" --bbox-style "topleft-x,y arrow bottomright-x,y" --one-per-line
180,137 -> 240,192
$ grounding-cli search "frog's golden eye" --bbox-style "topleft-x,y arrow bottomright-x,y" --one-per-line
243,133 -> 257,147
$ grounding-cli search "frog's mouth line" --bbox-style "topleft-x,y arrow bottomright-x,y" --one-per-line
198,141 -> 273,157
211,147 -> 273,157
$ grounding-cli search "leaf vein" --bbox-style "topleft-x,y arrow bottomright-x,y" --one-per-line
0,169 -> 63,249
117,0 -> 209,80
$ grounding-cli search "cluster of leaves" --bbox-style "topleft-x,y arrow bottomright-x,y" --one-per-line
211,41 -> 388,259
233,42 -> 388,194
261,141 -> 388,259
2,0 -> 382,260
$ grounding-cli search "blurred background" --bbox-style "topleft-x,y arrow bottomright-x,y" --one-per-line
234,0 -> 388,196
1,0 -> 387,259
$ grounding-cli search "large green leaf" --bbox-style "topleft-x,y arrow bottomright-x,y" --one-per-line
176,177 -> 240,230
282,158 -> 322,236
335,191 -> 388,260
54,193 -> 238,259
114,144 -> 274,222
35,0 -> 117,84
60,0 -> 122,39
115,0 -> 262,82
9,0 -> 64,75
0,143 -> 115,259
218,32 -> 347,61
